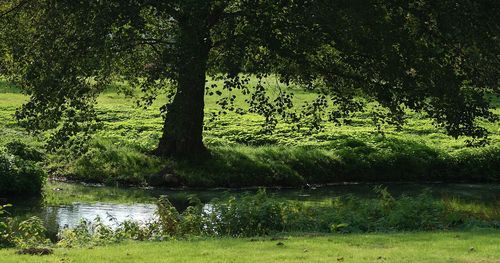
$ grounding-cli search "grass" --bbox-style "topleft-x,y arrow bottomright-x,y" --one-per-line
1,231 -> 500,262
0,77 -> 499,187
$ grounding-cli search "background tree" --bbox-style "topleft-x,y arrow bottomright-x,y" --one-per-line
1,0 -> 498,158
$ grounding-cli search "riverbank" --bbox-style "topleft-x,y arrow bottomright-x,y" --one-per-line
5,182 -> 500,246
1,230 -> 499,262
3,183 -> 500,262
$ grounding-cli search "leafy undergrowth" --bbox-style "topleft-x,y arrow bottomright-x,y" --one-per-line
1,188 -> 499,254
175,141 -> 500,187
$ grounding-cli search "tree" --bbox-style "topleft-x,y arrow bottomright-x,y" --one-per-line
1,0 -> 498,158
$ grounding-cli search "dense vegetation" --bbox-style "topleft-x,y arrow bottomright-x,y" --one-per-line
1,1 -> 498,158
1,188 -> 499,252
0,141 -> 46,197
0,79 -> 498,188
0,1 -> 498,262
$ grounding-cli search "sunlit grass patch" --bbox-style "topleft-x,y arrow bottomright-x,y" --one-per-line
1,231 -> 500,262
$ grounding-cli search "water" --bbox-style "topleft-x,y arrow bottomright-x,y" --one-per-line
4,182 -> 500,239
43,203 -> 157,228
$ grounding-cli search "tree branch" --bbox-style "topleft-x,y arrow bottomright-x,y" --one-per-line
0,0 -> 30,19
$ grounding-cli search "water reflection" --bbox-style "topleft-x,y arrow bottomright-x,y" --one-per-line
4,182 -> 499,240
43,203 -> 157,229
22,203 -> 155,240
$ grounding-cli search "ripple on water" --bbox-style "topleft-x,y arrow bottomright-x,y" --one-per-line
42,203 -> 158,230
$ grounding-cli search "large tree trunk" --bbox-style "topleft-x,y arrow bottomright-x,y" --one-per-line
155,19 -> 211,158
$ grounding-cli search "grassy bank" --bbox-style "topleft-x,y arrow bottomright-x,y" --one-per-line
1,231 -> 500,262
0,78 -> 498,187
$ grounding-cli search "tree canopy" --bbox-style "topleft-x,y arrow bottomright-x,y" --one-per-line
1,0 -> 498,157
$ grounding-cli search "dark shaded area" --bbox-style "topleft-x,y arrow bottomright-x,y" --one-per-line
172,138 -> 500,188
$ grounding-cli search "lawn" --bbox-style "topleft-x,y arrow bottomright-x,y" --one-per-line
1,231 -> 499,262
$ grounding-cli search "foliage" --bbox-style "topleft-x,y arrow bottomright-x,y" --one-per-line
202,188 -> 472,236
1,188 -> 499,252
57,216 -> 165,248
130,141 -> 500,187
58,217 -> 164,248
0,148 -> 46,197
0,1 -> 498,156
0,207 -> 50,249
52,188 -> 499,248
0,204 -> 13,247
12,216 -> 51,249
5,141 -> 45,162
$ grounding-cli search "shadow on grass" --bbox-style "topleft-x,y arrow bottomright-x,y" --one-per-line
172,136 -> 500,188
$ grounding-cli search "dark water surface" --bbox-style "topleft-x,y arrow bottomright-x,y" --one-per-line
5,182 -> 500,238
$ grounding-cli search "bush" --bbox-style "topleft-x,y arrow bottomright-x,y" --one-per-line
204,188 -> 466,236
0,204 -> 13,247
0,149 -> 46,197
5,141 -> 45,162
1,205 -> 50,249
12,217 -> 51,249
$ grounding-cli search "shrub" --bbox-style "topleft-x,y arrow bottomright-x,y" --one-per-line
57,216 -> 168,248
0,149 -> 46,197
1,205 -> 51,249
0,204 -> 13,247
5,141 -> 45,162
12,217 -> 50,249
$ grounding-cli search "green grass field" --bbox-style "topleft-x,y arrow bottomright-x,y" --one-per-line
0,77 -> 499,187
1,231 -> 499,262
